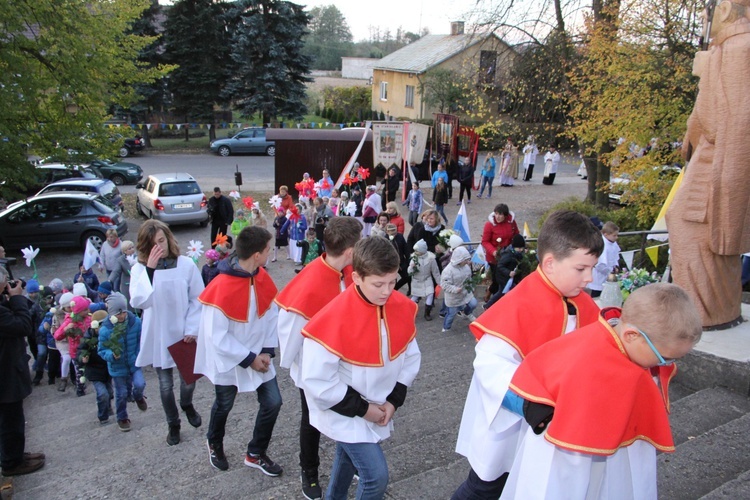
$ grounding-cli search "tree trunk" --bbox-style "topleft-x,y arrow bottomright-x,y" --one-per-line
595,141 -> 614,208
584,155 -> 598,203
141,125 -> 151,148
209,124 -> 216,142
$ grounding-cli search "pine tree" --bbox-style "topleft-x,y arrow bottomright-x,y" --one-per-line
223,0 -> 312,125
165,0 -> 233,141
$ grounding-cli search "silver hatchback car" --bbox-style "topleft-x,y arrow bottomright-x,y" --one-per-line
135,173 -> 209,226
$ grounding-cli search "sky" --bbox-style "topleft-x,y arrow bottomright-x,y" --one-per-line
301,0 -> 481,41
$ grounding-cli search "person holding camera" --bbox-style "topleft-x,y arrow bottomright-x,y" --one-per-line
0,267 -> 45,476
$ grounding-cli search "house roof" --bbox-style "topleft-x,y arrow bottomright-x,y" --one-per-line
372,33 -> 508,74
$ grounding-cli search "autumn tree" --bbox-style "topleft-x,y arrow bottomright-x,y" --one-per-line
420,69 -> 466,114
0,0 -> 172,199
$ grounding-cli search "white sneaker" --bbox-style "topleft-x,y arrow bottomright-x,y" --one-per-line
441,328 -> 450,333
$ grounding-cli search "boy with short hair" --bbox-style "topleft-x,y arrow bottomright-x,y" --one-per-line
295,228 -> 323,274
501,283 -> 702,499
589,221 -> 621,297
452,210 -> 604,499
195,226 -> 283,474
300,237 -> 421,500
275,216 -> 362,499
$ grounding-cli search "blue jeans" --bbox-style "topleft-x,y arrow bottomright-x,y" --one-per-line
478,176 -> 493,197
92,380 -> 114,422
32,344 -> 47,372
206,378 -> 282,455
443,297 -> 478,330
327,442 -> 389,500
113,369 -> 145,421
435,204 -> 448,224
155,367 -> 195,426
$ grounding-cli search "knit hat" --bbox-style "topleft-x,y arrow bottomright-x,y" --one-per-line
413,239 -> 428,254
450,246 -> 471,265
205,249 -> 220,261
106,292 -> 128,315
26,279 -> 40,293
340,191 -> 349,198
448,234 -> 464,250
59,292 -> 74,309
69,295 -> 91,315
511,234 -> 526,249
73,282 -> 87,297
236,209 -> 244,216
48,278 -> 64,294
98,281 -> 113,295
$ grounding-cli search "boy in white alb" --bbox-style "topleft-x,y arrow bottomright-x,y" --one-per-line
300,237 -> 421,500
589,221 -> 622,298
194,226 -> 283,475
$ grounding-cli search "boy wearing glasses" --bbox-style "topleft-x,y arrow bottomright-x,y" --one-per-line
501,283 -> 701,498
453,211 -> 604,499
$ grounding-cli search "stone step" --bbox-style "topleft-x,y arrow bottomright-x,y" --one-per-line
668,387 -> 750,446
658,412 -> 750,499
700,468 -> 750,499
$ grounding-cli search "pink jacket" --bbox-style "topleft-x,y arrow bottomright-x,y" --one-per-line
54,315 -> 92,358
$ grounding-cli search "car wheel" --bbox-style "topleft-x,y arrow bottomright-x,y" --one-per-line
199,218 -> 208,228
218,145 -> 231,157
135,198 -> 144,216
111,174 -> 126,186
81,230 -> 105,250
118,147 -> 130,158
266,145 -> 276,157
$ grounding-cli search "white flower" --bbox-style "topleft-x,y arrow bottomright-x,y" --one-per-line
91,320 -> 100,329
186,240 -> 204,259
345,201 -> 357,216
228,190 -> 241,200
110,315 -> 119,324
79,375 -> 87,384
269,195 -> 282,209
481,273 -> 487,279
496,237 -> 502,243
21,246 -> 39,267
126,254 -> 137,266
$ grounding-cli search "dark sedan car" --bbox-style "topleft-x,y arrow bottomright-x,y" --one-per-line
0,192 -> 127,250
37,178 -> 124,211
87,159 -> 143,185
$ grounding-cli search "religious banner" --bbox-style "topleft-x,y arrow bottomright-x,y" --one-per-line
435,113 -> 459,159
406,123 -> 430,167
372,122 -> 405,169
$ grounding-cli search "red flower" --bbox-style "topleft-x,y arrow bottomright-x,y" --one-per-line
295,182 -> 305,194
242,196 -> 254,209
288,205 -> 300,222
320,178 -> 331,190
343,173 -> 353,186
358,167 -> 370,180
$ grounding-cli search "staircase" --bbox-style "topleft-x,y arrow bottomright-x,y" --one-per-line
6,314 -> 750,499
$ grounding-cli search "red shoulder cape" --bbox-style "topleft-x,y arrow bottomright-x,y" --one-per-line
301,285 -> 418,367
198,267 -> 278,322
509,315 -> 676,455
470,268 -> 600,358
274,255 -> 353,320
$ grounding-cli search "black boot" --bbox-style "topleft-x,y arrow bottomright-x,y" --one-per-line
181,405 -> 202,428
32,371 -> 43,386
167,424 -> 181,446
424,305 -> 433,321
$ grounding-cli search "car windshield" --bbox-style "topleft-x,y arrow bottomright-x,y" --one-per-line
158,181 -> 201,197
99,181 -> 118,198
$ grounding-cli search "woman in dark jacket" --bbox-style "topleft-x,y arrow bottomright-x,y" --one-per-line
457,160 -> 475,205
406,209 -> 446,269
386,224 -> 410,293
381,166 -> 400,209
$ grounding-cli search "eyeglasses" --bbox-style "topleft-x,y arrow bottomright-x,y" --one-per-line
632,325 -> 675,366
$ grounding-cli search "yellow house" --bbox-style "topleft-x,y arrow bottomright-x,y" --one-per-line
372,22 -> 516,121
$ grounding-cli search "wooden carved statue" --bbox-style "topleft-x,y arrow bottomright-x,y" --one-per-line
666,0 -> 750,329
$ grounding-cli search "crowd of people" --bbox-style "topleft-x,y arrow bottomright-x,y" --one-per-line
0,154 -> 701,500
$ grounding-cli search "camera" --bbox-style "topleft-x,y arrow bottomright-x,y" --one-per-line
8,279 -> 26,289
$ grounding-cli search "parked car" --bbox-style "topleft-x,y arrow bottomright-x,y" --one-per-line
210,128 -> 276,157
135,173 -> 209,226
35,163 -> 101,184
0,192 -> 127,250
118,134 -> 145,158
87,159 -> 143,185
37,178 -> 123,211
608,164 -> 681,205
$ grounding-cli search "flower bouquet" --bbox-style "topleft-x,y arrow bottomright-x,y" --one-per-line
437,229 -> 458,250
618,268 -> 660,299
101,318 -> 126,358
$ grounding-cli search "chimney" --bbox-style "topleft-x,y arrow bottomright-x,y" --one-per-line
450,21 -> 464,36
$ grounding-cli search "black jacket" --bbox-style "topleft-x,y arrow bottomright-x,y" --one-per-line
77,330 -> 111,383
0,295 -> 33,403
207,195 -> 234,226
494,247 -> 525,292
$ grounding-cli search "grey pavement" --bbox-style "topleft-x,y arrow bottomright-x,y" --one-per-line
6,153 -> 750,499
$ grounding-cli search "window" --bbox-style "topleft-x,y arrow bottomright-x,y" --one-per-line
479,50 -> 497,85
380,81 -> 388,101
52,200 -> 83,218
405,85 -> 415,108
